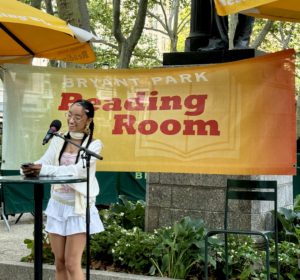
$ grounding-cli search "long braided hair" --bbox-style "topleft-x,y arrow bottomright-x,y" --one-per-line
59,99 -> 95,164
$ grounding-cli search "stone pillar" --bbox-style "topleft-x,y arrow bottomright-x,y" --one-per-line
145,173 -> 293,232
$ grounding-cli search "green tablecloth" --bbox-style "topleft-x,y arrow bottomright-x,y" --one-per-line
0,170 -> 146,215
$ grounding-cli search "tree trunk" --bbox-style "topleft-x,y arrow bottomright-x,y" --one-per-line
56,0 -> 91,31
147,0 -> 190,53
251,20 -> 273,49
45,0 -> 54,15
30,0 -> 42,9
78,0 -> 92,31
169,0 -> 180,52
118,42 -> 132,68
279,22 -> 295,49
56,0 -> 93,68
113,0 -> 148,68
228,14 -> 238,50
56,0 -> 78,25
170,35 -> 178,52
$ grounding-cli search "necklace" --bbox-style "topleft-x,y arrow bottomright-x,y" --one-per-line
70,132 -> 85,140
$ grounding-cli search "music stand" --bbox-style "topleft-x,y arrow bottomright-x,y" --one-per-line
0,175 -> 87,280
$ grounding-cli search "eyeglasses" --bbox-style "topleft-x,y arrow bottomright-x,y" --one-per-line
65,112 -> 85,123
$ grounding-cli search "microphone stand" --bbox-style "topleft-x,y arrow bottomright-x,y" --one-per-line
54,133 -> 103,280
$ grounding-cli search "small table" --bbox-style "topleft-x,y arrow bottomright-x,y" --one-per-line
0,175 -> 87,280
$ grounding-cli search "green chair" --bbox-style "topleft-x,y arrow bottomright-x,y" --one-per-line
204,179 -> 279,280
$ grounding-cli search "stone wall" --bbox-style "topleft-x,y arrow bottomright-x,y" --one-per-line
145,173 -> 293,232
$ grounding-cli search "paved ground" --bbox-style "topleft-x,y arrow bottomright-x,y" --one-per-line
0,214 -> 177,280
0,213 -> 34,262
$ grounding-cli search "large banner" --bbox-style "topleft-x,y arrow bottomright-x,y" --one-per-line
2,49 -> 296,175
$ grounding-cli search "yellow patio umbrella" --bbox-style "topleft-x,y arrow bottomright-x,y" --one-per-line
214,0 -> 300,22
0,0 -> 99,64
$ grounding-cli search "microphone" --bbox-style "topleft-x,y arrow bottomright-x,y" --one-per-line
42,120 -> 62,145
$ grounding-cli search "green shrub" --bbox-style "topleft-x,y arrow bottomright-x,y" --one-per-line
150,216 -> 206,279
207,235 -> 266,280
100,195 -> 145,229
90,222 -> 124,267
21,196 -> 300,280
270,241 -> 300,280
277,194 -> 300,244
89,195 -> 146,269
207,235 -> 300,280
112,227 -> 159,273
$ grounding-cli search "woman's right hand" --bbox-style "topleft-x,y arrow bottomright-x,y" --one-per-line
21,163 -> 42,177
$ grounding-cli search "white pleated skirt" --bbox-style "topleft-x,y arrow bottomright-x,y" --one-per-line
44,191 -> 104,236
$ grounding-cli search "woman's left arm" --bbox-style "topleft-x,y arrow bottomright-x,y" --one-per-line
39,139 -> 103,177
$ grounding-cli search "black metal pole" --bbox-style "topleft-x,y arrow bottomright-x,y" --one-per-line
85,153 -> 91,280
185,0 -> 213,51
34,183 -> 44,280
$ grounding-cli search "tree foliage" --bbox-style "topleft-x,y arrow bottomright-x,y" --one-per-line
89,0 -> 160,68
113,0 -> 148,68
21,0 -> 300,80
145,0 -> 190,52
251,19 -> 300,90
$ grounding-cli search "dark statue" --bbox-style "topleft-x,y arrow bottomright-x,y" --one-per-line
185,0 -> 254,52
200,12 -> 254,51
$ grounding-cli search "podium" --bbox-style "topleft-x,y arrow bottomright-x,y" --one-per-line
0,175 -> 87,280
